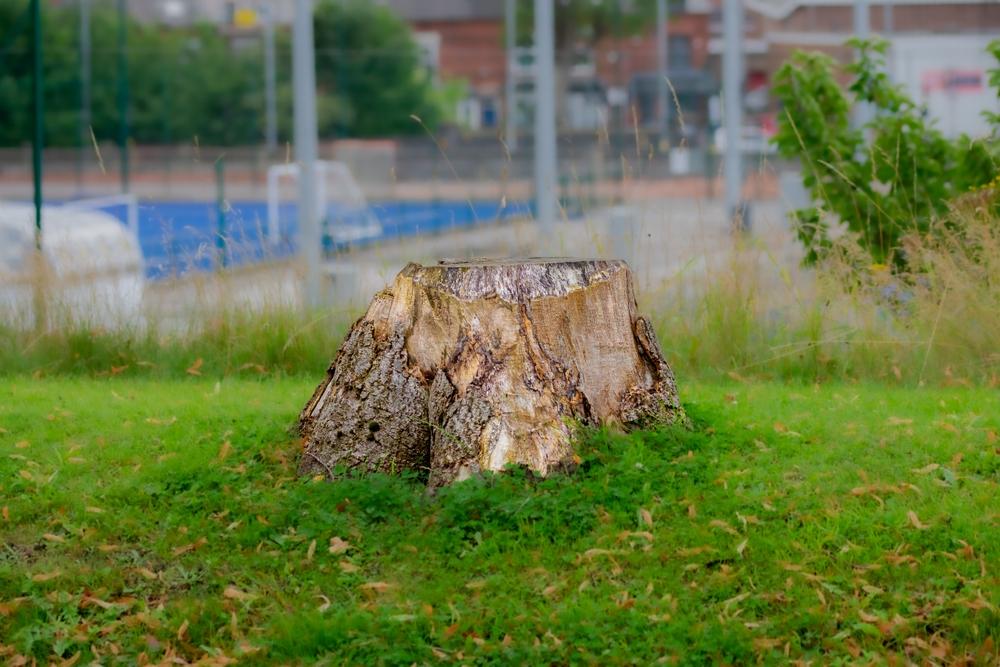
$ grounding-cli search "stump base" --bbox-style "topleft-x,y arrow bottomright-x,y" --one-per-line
300,258 -> 684,485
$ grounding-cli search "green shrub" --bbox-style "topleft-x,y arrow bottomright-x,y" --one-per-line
772,38 -> 999,268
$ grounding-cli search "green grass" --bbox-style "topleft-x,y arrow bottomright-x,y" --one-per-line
0,306 -> 353,379
1,377 -> 998,664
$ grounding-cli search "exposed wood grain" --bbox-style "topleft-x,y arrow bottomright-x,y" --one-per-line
299,258 -> 685,485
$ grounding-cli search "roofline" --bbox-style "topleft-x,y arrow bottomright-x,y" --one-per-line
746,0 -> 995,20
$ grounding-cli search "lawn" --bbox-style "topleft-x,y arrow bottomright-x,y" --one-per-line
0,377 -> 998,664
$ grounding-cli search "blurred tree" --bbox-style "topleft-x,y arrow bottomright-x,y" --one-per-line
312,0 -> 441,137
0,0 -> 441,146
146,27 -> 266,145
0,0 -> 266,146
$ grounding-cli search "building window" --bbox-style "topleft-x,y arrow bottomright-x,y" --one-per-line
415,32 -> 441,83
481,97 -> 498,128
670,35 -> 692,69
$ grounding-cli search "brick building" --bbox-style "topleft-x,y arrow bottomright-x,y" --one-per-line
377,1 -> 508,128
128,0 -> 999,138
379,1 -> 507,96
379,0 -> 719,134
716,0 -> 1000,135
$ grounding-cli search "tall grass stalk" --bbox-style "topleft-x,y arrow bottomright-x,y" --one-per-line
5,198 -> 1000,386
653,193 -> 1000,385
1,266 -> 354,378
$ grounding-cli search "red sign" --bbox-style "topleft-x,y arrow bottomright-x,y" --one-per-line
922,70 -> 984,94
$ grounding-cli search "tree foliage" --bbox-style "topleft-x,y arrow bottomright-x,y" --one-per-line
772,38 -> 1000,268
312,0 -> 441,137
0,0 -> 440,147
514,0 -> 677,49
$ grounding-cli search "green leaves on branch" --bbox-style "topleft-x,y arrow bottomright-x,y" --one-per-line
772,38 -> 1000,269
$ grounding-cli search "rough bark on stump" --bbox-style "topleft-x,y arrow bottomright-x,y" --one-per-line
299,258 -> 684,486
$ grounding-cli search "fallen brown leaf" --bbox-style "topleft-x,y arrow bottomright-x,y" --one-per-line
0,598 -> 25,616
709,519 -> 740,536
328,536 -> 351,554
81,595 -> 115,610
172,537 -> 208,556
358,581 -> 393,594
223,585 -> 256,602
936,421 -> 959,434
959,595 -> 994,612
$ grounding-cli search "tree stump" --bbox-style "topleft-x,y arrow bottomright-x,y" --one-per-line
299,258 -> 684,486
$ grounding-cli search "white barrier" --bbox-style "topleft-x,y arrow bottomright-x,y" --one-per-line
0,201 -> 145,327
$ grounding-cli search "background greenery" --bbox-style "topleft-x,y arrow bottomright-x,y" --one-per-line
772,38 -> 1000,268
0,0 -> 442,146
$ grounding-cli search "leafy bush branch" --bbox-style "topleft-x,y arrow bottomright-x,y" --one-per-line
772,38 -> 999,269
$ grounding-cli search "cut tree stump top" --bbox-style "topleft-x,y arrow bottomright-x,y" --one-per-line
404,258 -> 628,302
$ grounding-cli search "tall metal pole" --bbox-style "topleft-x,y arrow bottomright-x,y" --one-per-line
32,0 -> 43,247
293,0 -> 322,308
262,3 -> 278,155
722,0 -> 745,229
117,0 -> 130,194
504,0 -> 517,152
77,0 -> 91,194
215,157 -> 227,270
882,1 -> 894,82
853,0 -> 872,128
533,0 -> 557,236
854,0 -> 871,38
31,0 -> 45,330
656,0 -> 670,136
